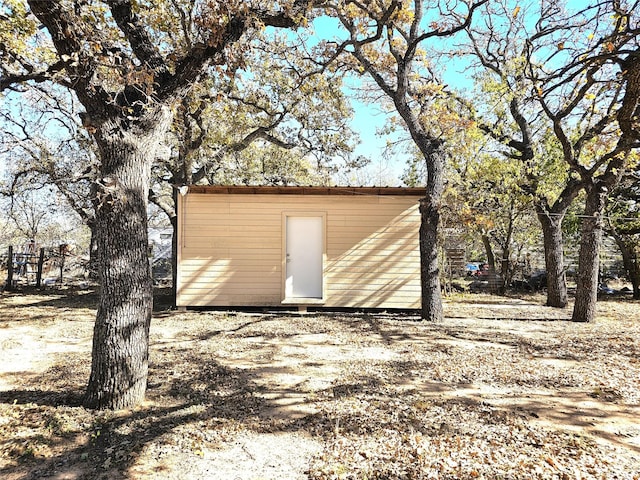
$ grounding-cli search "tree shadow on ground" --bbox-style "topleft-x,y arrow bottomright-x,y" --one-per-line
2,305 -> 639,478
0,349 -> 319,480
481,392 -> 640,455
0,389 -> 84,407
0,287 -> 98,310
1,286 -> 177,314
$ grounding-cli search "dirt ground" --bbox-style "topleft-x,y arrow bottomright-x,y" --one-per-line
0,288 -> 639,479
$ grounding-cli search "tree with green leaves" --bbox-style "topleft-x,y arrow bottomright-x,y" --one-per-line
146,28 -> 360,301
1,0 -> 314,409
319,0 -> 488,321
525,0 -> 640,322
458,0 -> 585,308
400,91 -> 539,293
443,150 -> 538,293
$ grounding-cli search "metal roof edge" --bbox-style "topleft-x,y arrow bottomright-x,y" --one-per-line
184,185 -> 426,196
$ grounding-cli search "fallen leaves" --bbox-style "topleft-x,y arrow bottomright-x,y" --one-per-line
1,292 -> 639,479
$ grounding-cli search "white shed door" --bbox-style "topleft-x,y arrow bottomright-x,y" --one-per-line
285,216 -> 323,298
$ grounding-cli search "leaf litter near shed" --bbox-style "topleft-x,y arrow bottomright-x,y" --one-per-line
0,290 -> 639,479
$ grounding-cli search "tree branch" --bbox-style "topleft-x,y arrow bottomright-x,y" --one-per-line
107,0 -> 171,78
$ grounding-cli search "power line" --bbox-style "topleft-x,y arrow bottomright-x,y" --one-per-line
536,212 -> 640,222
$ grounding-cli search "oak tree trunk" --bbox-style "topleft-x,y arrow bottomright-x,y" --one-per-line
417,139 -> 445,322
614,234 -> 640,300
419,196 -> 443,322
499,247 -> 510,294
480,233 -> 499,293
84,110 -> 171,409
572,184 -> 608,323
538,209 -> 569,308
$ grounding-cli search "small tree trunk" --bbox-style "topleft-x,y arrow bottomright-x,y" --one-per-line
419,196 -> 443,321
481,235 -> 496,270
148,185 -> 179,306
572,184 -> 608,323
84,109 -> 171,410
480,233 -> 499,293
6,246 -> 14,292
498,203 -> 517,294
499,246 -> 511,294
613,234 -> 640,300
538,209 -> 568,308
36,248 -> 45,289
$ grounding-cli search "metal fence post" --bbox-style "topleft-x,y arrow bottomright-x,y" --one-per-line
36,248 -> 45,289
6,246 -> 14,292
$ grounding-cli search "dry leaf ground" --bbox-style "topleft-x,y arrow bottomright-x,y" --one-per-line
0,288 -> 639,479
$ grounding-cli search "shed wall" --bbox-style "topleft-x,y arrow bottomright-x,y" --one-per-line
177,193 -> 421,309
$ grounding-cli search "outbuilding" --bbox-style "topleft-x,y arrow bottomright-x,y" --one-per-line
176,185 -> 424,309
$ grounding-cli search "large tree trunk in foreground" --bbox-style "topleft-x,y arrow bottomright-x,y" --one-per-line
23,0 -> 308,412
572,184 -> 608,323
538,209 -> 569,308
84,110 -> 171,409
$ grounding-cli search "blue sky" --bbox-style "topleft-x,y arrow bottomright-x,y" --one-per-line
310,16 -> 472,185
310,0 -> 593,185
309,17 -> 407,184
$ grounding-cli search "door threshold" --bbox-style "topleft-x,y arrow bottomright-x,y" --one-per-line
281,298 -> 325,305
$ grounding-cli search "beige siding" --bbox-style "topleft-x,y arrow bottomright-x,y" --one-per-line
177,193 -> 421,309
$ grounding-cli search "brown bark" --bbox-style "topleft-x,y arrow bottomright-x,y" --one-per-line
480,232 -> 500,294
481,233 -> 496,273
460,42 -> 578,303
497,202 -> 518,294
613,233 -> 640,300
572,50 -> 640,322
537,209 -> 568,308
419,196 -> 443,322
84,109 -> 171,409
534,179 -> 582,308
6,246 -> 14,292
416,141 -> 445,321
335,0 -> 489,322
378,96 -> 445,321
21,0 -> 314,411
571,184 -> 607,323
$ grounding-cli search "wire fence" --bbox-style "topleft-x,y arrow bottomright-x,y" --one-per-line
1,244 -> 80,291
